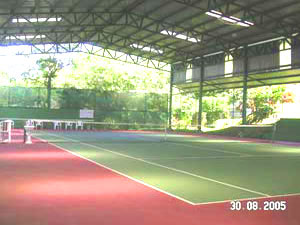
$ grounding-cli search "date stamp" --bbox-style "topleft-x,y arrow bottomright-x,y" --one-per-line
230,200 -> 287,211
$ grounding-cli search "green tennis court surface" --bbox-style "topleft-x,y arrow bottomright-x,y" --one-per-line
33,130 -> 300,205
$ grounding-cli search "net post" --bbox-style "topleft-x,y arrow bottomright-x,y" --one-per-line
7,123 -> 11,143
24,120 -> 35,144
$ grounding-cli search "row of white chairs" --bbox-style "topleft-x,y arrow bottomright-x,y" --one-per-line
26,120 -> 84,130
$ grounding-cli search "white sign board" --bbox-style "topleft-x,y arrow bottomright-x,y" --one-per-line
80,109 -> 94,118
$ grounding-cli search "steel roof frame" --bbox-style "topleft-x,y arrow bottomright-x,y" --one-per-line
0,0 -> 300,70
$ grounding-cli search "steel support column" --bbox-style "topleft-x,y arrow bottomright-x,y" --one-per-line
242,46 -> 248,125
198,58 -> 204,131
168,66 -> 174,129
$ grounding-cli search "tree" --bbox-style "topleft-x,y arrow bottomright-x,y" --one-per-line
37,58 -> 63,109
237,86 -> 286,124
281,91 -> 295,104
60,55 -> 169,93
202,97 -> 228,125
22,57 -> 63,109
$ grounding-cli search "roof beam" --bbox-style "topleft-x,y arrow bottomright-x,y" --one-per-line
160,1 -> 300,63
174,0 -> 300,54
112,0 -> 240,60
0,28 -> 175,61
0,42 -> 169,71
106,0 -> 173,50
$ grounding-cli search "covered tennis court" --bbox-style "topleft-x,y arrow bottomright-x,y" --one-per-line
1,0 -> 300,225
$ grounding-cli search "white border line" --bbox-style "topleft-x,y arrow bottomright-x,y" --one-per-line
45,133 -> 270,198
141,154 -> 300,160
141,156 -> 248,160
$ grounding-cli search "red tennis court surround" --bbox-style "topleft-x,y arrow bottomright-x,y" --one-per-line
0,132 -> 299,225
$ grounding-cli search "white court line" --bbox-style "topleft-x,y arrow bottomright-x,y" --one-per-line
193,192 -> 300,206
168,141 -> 251,156
46,133 -> 270,198
141,154 -> 300,160
141,156 -> 248,160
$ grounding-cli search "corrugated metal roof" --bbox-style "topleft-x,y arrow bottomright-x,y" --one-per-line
0,0 -> 299,65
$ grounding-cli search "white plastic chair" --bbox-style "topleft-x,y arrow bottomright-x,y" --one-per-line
35,120 -> 43,129
53,121 -> 62,130
76,121 -> 83,130
26,120 -> 34,126
1,120 -> 13,143
65,121 -> 73,130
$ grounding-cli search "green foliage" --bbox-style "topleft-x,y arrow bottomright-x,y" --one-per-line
0,86 -> 8,106
225,86 -> 286,124
227,89 -> 242,105
37,57 -> 63,85
172,91 -> 230,128
172,93 -> 197,129
60,54 -> 169,93
202,97 -> 228,125
57,88 -> 95,109
146,93 -> 168,112
21,57 -> 63,109
22,57 -> 63,87
246,86 -> 285,124
173,108 -> 190,122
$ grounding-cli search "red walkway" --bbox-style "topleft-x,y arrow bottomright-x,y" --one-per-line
0,132 -> 299,225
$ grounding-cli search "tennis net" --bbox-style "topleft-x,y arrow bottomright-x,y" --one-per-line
9,118 -> 278,144
22,119 -> 168,144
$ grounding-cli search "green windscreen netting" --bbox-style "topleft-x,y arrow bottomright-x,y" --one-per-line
274,119 -> 300,142
0,86 -> 168,124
